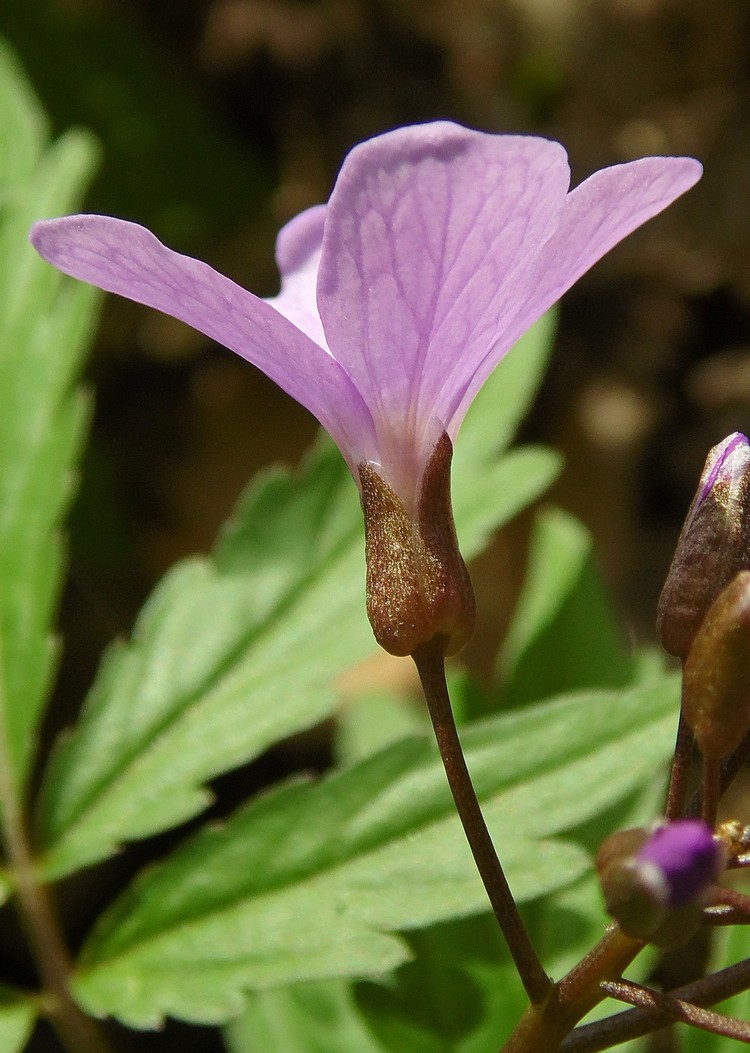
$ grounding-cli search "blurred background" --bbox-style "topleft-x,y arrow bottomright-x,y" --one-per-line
2,1 -> 749,1047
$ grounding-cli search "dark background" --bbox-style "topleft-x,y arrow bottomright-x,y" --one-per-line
2,1 -> 750,1049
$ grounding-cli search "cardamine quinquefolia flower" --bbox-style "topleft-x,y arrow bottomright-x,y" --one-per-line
30,122 -> 701,656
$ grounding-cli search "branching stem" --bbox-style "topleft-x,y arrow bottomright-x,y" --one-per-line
560,956 -> 750,1051
601,978 -> 750,1040
0,641 -> 114,1053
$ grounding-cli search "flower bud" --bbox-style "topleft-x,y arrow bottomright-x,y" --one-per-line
657,433 -> 750,660
682,570 -> 750,759
359,433 -> 476,657
598,820 -> 724,948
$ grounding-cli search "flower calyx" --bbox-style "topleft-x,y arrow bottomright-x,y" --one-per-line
359,433 -> 475,657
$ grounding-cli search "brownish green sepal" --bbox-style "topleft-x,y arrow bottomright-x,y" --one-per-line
682,569 -> 750,760
359,433 -> 476,657
657,433 -> 750,660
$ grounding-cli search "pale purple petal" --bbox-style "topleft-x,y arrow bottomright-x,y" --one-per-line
445,155 -> 703,430
30,214 -> 375,467
267,205 -> 329,350
316,121 -> 571,487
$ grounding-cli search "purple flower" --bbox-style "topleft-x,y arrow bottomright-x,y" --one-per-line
637,819 -> 723,908
30,122 -> 701,654
30,122 -> 701,511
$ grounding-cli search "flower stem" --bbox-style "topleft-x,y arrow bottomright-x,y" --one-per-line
412,637 -> 551,1006
600,978 -> 750,1040
665,710 -> 694,820
0,649 -> 113,1052
700,753 -> 721,827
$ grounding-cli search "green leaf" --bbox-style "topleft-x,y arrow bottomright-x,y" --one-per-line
354,916 -> 524,1053
307,777 -> 667,1053
0,987 -> 36,1053
335,690 -> 429,769
71,675 -> 678,1027
499,507 -> 635,708
225,980 -> 386,1053
37,312 -> 560,880
0,42 -> 100,805
0,38 -> 46,190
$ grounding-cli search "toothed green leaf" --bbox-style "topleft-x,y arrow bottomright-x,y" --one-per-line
72,675 -> 677,1028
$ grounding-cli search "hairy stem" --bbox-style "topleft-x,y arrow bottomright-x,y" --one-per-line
560,956 -> 750,1052
0,648 -> 113,1053
413,637 -> 551,1006
601,978 -> 750,1040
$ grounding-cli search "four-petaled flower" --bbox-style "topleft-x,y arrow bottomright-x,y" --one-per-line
31,121 -> 702,654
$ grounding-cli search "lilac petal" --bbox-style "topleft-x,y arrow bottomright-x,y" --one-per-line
267,205 -> 329,350
316,122 -> 571,478
446,155 -> 703,430
30,214 -> 375,467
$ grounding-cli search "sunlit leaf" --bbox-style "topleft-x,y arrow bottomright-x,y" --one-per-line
225,980 -> 386,1053
499,506 -> 634,707
0,40 -> 100,807
72,675 -> 678,1027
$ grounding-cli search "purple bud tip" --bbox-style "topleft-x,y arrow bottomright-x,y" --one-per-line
637,820 -> 723,908
698,432 -> 750,507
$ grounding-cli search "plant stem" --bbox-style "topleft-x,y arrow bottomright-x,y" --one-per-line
412,637 -> 551,1007
601,978 -> 750,1040
665,711 -> 693,820
0,657 -> 113,1052
686,728 -> 750,818
700,754 -> 721,827
706,885 -> 750,916
560,956 -> 750,1052
500,926 -> 642,1053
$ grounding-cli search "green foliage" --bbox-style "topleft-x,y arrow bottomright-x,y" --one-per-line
0,37 -> 100,803
71,675 -> 678,1027
0,989 -> 36,1053
36,316 -> 560,881
225,980 -> 386,1053
499,506 -> 635,707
